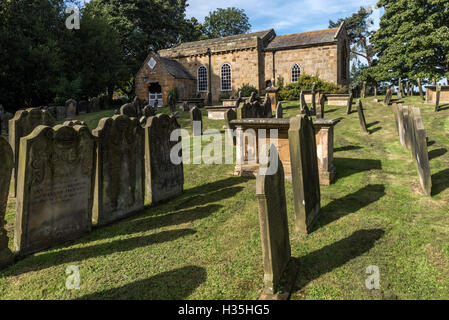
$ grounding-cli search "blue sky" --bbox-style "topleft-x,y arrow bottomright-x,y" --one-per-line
184,0 -> 382,35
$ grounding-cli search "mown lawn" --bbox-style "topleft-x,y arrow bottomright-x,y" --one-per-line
1,96 -> 449,300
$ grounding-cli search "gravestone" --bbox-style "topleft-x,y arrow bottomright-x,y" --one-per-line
361,81 -> 366,98
9,108 -> 55,196
403,106 -> 413,150
392,103 -> 400,135
78,100 -> 88,114
397,78 -> 403,99
56,106 -> 66,120
346,92 -> 353,114
143,105 -> 156,117
92,115 -> 145,226
46,106 -> 57,119
396,104 -> 407,148
288,115 -> 321,234
190,106 -> 202,136
384,87 -> 393,105
14,125 -> 95,256
2,112 -> 12,134
144,114 -> 184,204
435,84 -> 441,112
418,78 -> 424,100
0,137 -> 14,269
224,109 -> 237,145
299,91 -> 310,116
310,83 -> 317,115
357,100 -> 368,133
182,101 -> 189,112
65,99 -> 77,117
317,94 -> 325,119
120,103 -> 137,118
263,94 -> 272,118
411,107 -> 431,195
256,145 -> 292,297
89,97 -> 100,113
275,102 -> 283,119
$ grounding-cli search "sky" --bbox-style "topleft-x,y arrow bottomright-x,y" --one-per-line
184,0 -> 382,35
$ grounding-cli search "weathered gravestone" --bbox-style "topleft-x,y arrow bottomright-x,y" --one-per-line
262,94 -> 273,118
275,102 -> 283,119
435,84 -> 441,112
65,99 -> 77,117
357,100 -> 368,133
361,81 -> 366,98
397,78 -> 403,99
56,106 -> 66,120
316,94 -> 325,119
224,108 -> 237,145
288,115 -> 321,234
190,106 -> 202,136
299,91 -> 310,116
384,87 -> 393,106
0,137 -> 14,269
78,100 -> 89,114
182,101 -> 189,112
89,97 -> 100,113
9,108 -> 55,196
144,114 -> 184,204
410,107 -> 431,196
256,145 -> 296,299
392,103 -> 400,135
92,115 -> 145,226
346,92 -> 353,114
120,103 -> 137,118
310,83 -> 317,115
14,125 -> 95,256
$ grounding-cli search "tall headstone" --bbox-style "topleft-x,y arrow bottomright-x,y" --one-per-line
9,108 -> 55,196
310,83 -> 317,115
78,100 -> 88,114
410,107 -> 431,195
65,99 -> 77,117
435,84 -> 441,112
224,109 -> 237,145
346,92 -> 353,114
316,94 -> 325,119
397,78 -> 403,99
92,115 -> 145,226
256,145 -> 291,296
190,106 -> 202,136
14,125 -> 95,256
357,100 -> 368,133
0,137 -> 14,269
275,102 -> 283,119
120,103 -> 137,118
288,115 -> 321,234
384,87 -> 393,106
299,91 -> 310,116
56,106 -> 66,120
144,114 -> 184,204
89,97 -> 100,113
263,94 -> 272,118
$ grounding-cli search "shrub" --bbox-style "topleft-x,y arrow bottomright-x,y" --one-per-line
219,92 -> 231,101
237,84 -> 258,97
167,87 -> 179,104
278,74 -> 346,101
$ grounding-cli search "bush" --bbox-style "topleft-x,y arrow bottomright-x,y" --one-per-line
278,74 -> 346,101
219,92 -> 231,101
167,87 -> 179,105
238,84 -> 258,97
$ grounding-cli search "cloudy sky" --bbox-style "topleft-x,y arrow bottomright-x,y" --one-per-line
185,0 -> 382,35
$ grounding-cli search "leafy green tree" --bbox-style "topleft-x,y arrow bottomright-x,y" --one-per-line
203,7 -> 251,39
371,0 -> 449,83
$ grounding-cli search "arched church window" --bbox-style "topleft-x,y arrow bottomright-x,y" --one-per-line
197,66 -> 208,92
221,64 -> 232,91
291,63 -> 301,82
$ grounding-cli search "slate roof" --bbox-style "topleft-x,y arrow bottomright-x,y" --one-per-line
265,28 -> 339,51
159,56 -> 194,80
169,29 -> 274,50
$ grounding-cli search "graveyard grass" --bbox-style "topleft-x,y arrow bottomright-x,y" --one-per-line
2,96 -> 449,299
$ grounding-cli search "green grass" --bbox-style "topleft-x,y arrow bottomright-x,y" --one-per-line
2,96 -> 449,299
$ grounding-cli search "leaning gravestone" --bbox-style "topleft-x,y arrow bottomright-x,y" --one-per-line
275,102 -> 283,119
411,107 -> 431,196
396,104 -> 407,148
120,103 -> 137,118
256,145 -> 294,299
0,137 -> 14,269
357,100 -> 368,133
190,106 -> 202,136
403,106 -> 413,150
65,99 -> 77,117
435,84 -> 441,112
14,125 -> 95,256
317,94 -> 325,119
144,114 -> 184,204
9,108 -> 55,196
299,91 -> 310,116
92,115 -> 145,226
288,114 -> 321,234
346,92 -> 353,114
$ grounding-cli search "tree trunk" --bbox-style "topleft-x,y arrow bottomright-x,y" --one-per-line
417,78 -> 424,100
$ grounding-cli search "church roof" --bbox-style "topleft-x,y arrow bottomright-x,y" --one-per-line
159,56 -> 194,80
265,28 -> 340,51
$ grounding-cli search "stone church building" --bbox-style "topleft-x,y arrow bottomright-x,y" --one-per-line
135,22 -> 349,106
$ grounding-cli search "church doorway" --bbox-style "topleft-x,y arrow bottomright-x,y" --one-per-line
148,82 -> 163,107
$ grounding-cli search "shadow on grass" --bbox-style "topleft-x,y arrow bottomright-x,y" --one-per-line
334,146 -> 363,153
428,148 -> 447,160
325,108 -> 339,114
366,121 -> 380,128
427,140 -> 435,147
5,228 -> 197,277
437,104 -> 449,111
431,168 -> 449,196
313,184 -> 386,231
78,265 -> 207,299
293,229 -> 384,292
334,158 -> 382,181
369,126 -> 382,134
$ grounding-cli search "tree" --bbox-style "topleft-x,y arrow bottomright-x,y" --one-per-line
203,7 -> 251,39
370,0 -> 449,83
